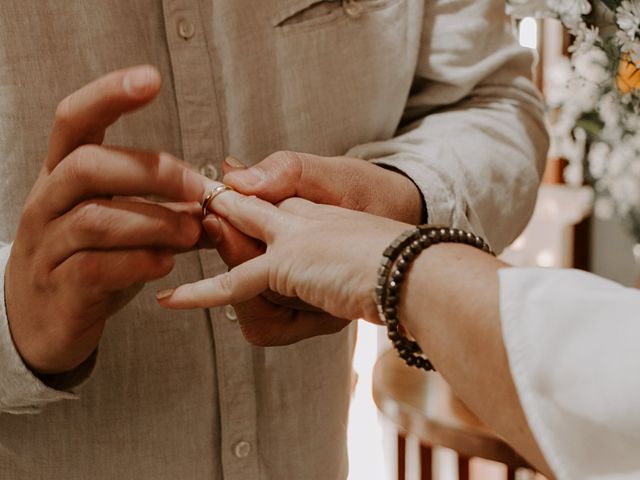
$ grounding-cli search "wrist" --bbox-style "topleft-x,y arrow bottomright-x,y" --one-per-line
378,164 -> 426,225
376,227 -> 493,370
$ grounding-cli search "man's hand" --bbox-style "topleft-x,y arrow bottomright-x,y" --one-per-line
223,151 -> 424,224
5,66 -> 207,375
198,151 -> 424,346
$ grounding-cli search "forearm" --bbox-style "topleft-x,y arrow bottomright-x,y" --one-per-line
348,0 -> 548,251
399,244 -> 552,476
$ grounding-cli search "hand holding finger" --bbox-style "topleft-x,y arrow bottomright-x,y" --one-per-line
223,151 -> 423,223
204,215 -> 264,264
204,215 -> 319,311
204,189 -> 286,243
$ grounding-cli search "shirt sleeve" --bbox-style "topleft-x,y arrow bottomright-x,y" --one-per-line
499,267 -> 640,480
0,242 -> 93,414
346,0 -> 548,253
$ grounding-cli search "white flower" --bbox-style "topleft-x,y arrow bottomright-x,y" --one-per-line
567,76 -> 601,111
617,1 -> 640,39
588,141 -> 610,178
506,0 -> 591,26
608,142 -> 633,176
564,163 -> 584,185
544,58 -> 573,107
507,1 -> 640,239
598,92 -> 620,127
570,23 -> 600,56
548,0 -> 592,29
609,175 -> 640,212
617,30 -> 640,63
573,46 -> 610,84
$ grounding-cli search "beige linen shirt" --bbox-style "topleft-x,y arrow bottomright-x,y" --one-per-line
0,1 -> 547,479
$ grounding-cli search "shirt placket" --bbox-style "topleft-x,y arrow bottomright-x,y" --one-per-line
161,1 -> 260,478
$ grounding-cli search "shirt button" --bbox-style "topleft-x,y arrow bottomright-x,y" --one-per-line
177,18 -> 196,40
343,0 -> 364,18
224,305 -> 238,322
199,163 -> 219,181
233,440 -> 251,459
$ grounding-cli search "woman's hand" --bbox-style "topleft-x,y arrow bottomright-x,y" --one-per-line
157,190 -> 410,324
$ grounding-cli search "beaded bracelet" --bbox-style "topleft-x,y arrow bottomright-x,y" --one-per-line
376,226 -> 494,371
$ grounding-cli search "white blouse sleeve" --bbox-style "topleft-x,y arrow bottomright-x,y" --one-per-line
499,268 -> 640,480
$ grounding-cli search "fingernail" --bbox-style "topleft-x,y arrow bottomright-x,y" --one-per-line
225,167 -> 262,187
123,66 -> 158,96
224,155 -> 246,169
156,288 -> 174,300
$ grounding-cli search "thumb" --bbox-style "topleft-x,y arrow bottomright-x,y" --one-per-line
223,151 -> 346,205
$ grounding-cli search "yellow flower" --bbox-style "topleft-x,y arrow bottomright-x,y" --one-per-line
617,54 -> 640,94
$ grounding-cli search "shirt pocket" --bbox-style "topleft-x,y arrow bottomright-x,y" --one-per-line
273,0 -> 402,31
268,0 -> 422,155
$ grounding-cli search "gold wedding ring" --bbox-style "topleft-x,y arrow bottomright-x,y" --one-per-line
202,185 -> 234,217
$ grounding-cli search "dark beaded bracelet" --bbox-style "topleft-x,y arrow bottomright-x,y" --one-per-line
376,226 -> 494,371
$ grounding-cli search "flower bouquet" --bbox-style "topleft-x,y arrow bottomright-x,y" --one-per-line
507,0 -> 640,241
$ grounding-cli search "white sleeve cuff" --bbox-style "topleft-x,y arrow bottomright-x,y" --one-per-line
499,267 -> 640,480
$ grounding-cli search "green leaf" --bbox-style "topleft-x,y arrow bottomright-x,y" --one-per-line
576,116 -> 604,136
600,0 -> 622,11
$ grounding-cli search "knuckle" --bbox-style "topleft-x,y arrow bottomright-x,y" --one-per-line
16,208 -> 47,254
285,152 -> 305,185
216,272 -> 235,302
153,253 -> 174,277
155,151 -> 183,179
274,150 -> 302,174
71,201 -> 105,239
53,96 -> 73,128
237,194 -> 261,208
147,210 -> 195,248
31,259 -> 53,292
151,151 -> 187,195
73,144 -> 101,164
66,146 -> 99,183
148,151 -> 166,179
